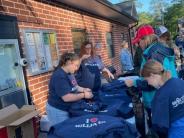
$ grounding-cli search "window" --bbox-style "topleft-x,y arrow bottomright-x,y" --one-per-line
121,33 -> 129,41
24,30 -> 59,76
130,30 -> 135,38
71,29 -> 87,54
106,32 -> 114,58
121,33 -> 125,41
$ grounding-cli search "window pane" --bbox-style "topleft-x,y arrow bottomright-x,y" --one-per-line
27,32 -> 46,72
43,33 -> 58,68
106,32 -> 114,58
0,44 -> 22,92
34,33 -> 47,71
72,29 -> 87,54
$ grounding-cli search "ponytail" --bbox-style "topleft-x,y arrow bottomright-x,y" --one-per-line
141,60 -> 171,83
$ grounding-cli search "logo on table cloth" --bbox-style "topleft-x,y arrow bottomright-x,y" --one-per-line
75,117 -> 106,128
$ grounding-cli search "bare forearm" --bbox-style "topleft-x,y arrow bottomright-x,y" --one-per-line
62,93 -> 84,102
76,85 -> 84,93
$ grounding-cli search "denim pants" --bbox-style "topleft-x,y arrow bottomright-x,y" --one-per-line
46,102 -> 69,126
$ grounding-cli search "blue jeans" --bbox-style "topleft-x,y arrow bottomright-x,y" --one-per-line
46,102 -> 69,126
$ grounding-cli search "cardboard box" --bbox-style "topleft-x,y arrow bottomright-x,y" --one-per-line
0,104 -> 39,138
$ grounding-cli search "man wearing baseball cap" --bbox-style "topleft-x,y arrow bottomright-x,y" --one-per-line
155,25 -> 173,47
155,25 -> 181,71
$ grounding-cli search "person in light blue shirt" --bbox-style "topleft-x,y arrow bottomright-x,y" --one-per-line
120,40 -> 134,73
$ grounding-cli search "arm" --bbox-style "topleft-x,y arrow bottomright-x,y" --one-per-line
95,56 -> 114,79
102,67 -> 114,79
62,92 -> 85,102
54,75 -> 93,102
62,86 -> 93,102
80,54 -> 90,62
125,79 -> 155,91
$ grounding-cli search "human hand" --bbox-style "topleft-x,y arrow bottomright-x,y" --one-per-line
81,54 -> 90,60
107,72 -> 114,79
83,88 -> 92,93
125,79 -> 134,87
84,91 -> 93,99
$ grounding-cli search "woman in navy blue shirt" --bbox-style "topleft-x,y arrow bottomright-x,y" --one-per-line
80,41 -> 114,79
46,53 -> 93,126
141,60 -> 184,138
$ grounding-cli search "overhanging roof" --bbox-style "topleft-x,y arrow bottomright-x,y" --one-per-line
115,1 -> 138,20
52,0 -> 138,26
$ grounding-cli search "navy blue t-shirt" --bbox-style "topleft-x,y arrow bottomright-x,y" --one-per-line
48,68 -> 78,111
48,114 -> 138,138
152,78 -> 184,132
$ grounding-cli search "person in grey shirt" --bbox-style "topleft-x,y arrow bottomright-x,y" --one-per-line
80,41 -> 114,79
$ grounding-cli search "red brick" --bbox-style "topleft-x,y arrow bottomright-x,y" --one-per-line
2,0 -> 14,7
33,96 -> 41,102
28,78 -> 39,85
41,95 -> 48,102
19,9 -> 29,15
34,93 -> 44,100
14,3 -> 25,9
17,15 -> 27,21
37,102 -> 46,110
38,13 -> 46,19
40,86 -> 48,92
43,9 -> 50,14
30,88 -> 40,95
8,7 -> 19,14
34,83 -> 43,89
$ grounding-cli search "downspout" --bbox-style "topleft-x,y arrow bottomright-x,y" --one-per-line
128,21 -> 138,60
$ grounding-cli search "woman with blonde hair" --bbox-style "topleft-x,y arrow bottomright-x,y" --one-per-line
120,40 -> 134,74
141,60 -> 184,138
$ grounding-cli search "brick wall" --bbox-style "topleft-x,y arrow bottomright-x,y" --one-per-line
0,0 -> 130,115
